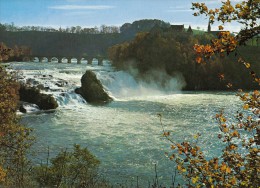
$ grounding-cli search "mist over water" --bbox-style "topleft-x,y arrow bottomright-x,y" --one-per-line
9,61 -> 241,186
97,69 -> 186,99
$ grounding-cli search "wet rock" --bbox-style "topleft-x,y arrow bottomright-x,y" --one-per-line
19,84 -> 58,110
26,78 -> 35,85
26,78 -> 39,86
55,82 -> 63,87
75,70 -> 112,104
44,86 -> 50,90
19,102 -> 40,113
55,80 -> 67,87
37,84 -> 45,90
19,105 -> 27,113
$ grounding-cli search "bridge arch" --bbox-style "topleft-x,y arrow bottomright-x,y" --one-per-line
86,57 -> 93,65
33,57 -> 40,62
22,56 -> 31,62
60,57 -> 68,63
39,57 -> 48,63
68,57 -> 79,64
50,57 -> 58,63
80,57 -> 87,64
91,58 -> 99,65
97,57 -> 103,66
102,59 -> 111,66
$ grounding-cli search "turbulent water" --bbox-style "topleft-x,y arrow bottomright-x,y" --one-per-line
8,61 -> 241,186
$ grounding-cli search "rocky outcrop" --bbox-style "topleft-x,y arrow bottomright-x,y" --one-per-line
75,70 -> 112,104
19,102 -> 40,113
19,84 -> 58,110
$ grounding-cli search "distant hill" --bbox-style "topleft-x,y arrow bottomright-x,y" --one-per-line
0,31 -> 122,57
120,19 -> 170,38
0,19 -> 171,58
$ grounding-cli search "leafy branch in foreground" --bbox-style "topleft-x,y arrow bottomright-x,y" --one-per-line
161,91 -> 259,187
192,0 -> 260,86
0,64 -> 34,187
160,0 -> 259,187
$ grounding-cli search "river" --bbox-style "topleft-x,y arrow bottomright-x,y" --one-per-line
8,61 -> 241,187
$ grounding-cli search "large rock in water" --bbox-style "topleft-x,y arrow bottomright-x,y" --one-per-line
75,70 -> 112,104
19,84 -> 58,110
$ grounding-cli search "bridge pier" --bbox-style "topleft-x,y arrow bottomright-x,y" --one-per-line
98,58 -> 103,66
77,58 -> 81,64
22,56 -> 31,62
87,58 -> 93,65
68,58 -> 71,64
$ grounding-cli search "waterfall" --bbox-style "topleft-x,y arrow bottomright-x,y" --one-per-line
10,62 -> 186,108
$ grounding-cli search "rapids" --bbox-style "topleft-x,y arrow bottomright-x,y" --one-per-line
8,61 -> 241,186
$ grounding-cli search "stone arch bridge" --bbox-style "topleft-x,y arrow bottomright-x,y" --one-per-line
22,55 -> 108,65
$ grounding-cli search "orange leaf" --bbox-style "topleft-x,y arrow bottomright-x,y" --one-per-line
226,166 -> 231,174
243,104 -> 249,110
171,145 -> 176,150
163,132 -> 170,136
218,73 -> 225,80
221,163 -> 227,172
169,154 -> 175,160
196,56 -> 202,64
230,176 -> 237,185
232,130 -> 239,137
219,25 -> 224,30
244,62 -> 250,68
223,128 -> 229,133
226,83 -> 233,88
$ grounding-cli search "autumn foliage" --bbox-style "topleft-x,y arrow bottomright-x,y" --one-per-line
0,43 -> 109,187
161,0 -> 259,187
192,0 -> 260,86
0,42 -> 31,62
0,63 -> 34,186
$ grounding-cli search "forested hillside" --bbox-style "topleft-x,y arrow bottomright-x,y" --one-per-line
108,29 -> 259,90
0,19 -> 170,57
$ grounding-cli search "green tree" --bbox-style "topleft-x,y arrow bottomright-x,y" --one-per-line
34,144 -> 102,188
108,26 -> 256,90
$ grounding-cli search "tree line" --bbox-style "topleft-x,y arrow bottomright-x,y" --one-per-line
0,19 -> 173,58
0,22 -> 120,34
0,19 -> 171,36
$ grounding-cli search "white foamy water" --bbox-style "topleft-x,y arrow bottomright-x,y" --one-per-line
9,61 -> 241,186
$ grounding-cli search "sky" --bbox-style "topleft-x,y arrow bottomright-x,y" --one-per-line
0,0 -> 243,32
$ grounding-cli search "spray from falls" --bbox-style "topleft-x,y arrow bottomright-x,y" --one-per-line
97,69 -> 186,99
